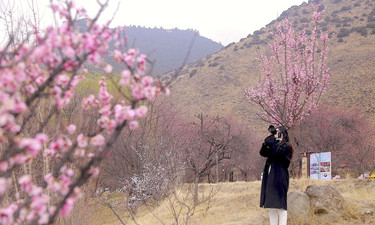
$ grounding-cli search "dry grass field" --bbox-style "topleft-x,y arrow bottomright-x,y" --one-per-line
77,178 -> 375,225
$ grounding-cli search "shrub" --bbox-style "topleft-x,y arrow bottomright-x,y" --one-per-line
214,56 -> 222,61
368,15 -> 375,22
190,69 -> 198,78
302,9 -> 309,14
300,17 -> 309,23
196,60 -> 205,67
351,26 -> 368,36
338,37 -> 344,42
366,23 -> 375,29
354,3 -> 361,7
337,28 -> 351,37
254,30 -> 265,35
209,62 -> 219,67
340,6 -> 352,11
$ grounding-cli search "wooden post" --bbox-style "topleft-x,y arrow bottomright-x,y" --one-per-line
301,153 -> 308,178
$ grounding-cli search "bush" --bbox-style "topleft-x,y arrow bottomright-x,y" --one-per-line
196,60 -> 205,67
368,15 -> 375,22
354,3 -> 361,7
351,26 -> 368,36
338,37 -> 344,42
190,69 -> 198,78
253,30 -> 265,35
302,9 -> 309,14
337,28 -> 351,37
209,62 -> 219,67
366,23 -> 375,29
300,17 -> 309,23
340,6 -> 352,11
214,56 -> 222,61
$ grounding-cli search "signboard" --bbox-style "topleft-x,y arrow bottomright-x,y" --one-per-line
310,152 -> 331,180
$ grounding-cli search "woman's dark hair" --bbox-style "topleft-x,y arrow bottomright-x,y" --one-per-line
278,126 -> 294,159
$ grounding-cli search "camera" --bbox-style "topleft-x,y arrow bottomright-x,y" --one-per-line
276,129 -> 282,141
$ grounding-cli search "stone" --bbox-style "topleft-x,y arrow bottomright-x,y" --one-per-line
287,191 -> 311,220
305,185 -> 345,215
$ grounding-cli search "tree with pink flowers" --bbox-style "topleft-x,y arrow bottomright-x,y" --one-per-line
244,3 -> 330,129
0,0 -> 168,224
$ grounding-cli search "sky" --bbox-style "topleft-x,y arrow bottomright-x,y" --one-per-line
1,0 -> 307,45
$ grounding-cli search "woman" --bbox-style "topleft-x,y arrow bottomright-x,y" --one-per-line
259,126 -> 293,225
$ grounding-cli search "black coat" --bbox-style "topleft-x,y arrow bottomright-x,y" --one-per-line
259,135 -> 292,210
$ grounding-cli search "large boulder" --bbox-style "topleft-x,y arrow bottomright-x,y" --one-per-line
305,185 -> 345,216
287,191 -> 311,221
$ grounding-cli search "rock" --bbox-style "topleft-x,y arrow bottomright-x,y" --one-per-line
305,185 -> 345,215
358,208 -> 374,216
287,191 -> 310,220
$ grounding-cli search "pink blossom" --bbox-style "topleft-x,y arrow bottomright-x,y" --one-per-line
113,50 -> 123,62
143,86 -> 157,101
88,52 -> 101,64
55,75 -> 70,87
59,198 -> 74,217
135,105 -> 148,118
19,138 -> 42,156
18,175 -> 33,193
90,134 -> 105,146
9,154 -> 29,165
62,46 -> 75,59
13,95 -> 27,114
77,134 -> 88,148
36,133 -> 48,144
131,84 -> 144,100
66,124 -> 76,134
0,161 -> 8,172
98,83 -> 113,105
137,54 -> 147,75
88,153 -> 95,159
89,166 -> 100,177
129,121 -> 139,130
0,204 -> 18,225
74,148 -> 85,158
120,70 -> 131,86
103,64 -> 113,73
25,84 -> 37,95
82,95 -> 97,109
0,178 -> 8,196
164,87 -> 171,96
141,76 -> 153,87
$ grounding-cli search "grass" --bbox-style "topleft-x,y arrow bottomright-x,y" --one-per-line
74,178 -> 375,225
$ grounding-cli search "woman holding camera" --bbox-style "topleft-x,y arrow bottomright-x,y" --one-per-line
259,126 -> 293,225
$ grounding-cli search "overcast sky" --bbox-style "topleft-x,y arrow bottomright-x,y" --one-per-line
2,0 -> 307,45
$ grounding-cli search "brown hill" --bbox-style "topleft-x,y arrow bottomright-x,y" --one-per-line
163,0 -> 375,131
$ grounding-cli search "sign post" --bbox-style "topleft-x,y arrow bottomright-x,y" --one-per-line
310,152 -> 331,180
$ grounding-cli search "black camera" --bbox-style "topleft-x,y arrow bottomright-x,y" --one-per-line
276,129 -> 282,141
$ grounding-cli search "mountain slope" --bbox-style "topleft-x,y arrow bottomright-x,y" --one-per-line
164,0 -> 375,130
75,19 -> 223,76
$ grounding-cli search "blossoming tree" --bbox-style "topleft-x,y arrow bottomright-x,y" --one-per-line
244,3 -> 330,129
0,0 -> 168,224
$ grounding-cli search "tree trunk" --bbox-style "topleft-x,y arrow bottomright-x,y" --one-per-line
194,174 -> 199,206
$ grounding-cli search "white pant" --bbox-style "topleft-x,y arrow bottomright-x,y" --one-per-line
268,208 -> 287,225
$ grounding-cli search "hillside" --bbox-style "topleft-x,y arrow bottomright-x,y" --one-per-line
163,0 -> 375,131
75,19 -> 223,76
81,178 -> 375,225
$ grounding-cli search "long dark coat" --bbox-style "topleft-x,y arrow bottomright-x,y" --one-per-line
259,135 -> 292,210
